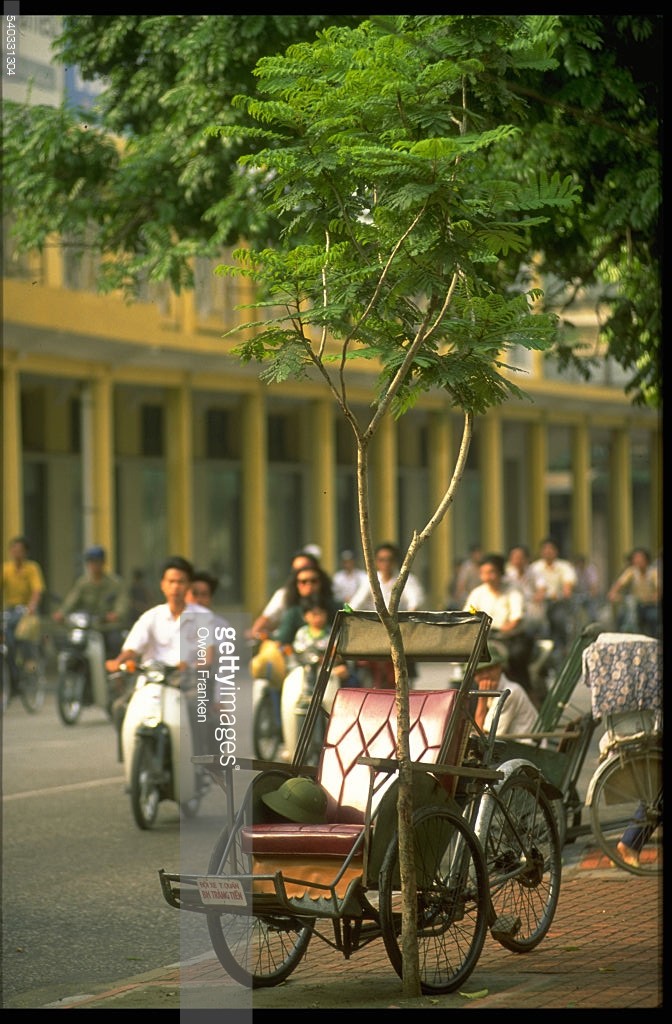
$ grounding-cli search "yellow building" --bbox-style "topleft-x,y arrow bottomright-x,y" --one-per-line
2,18 -> 661,618
2,235 -> 661,617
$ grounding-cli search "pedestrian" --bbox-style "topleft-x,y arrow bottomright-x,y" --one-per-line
349,541 -> 425,686
529,537 -> 577,670
463,552 -> 535,693
52,545 -> 129,657
332,549 -> 368,605
607,547 -> 660,638
452,543 -> 483,607
572,554 -> 602,626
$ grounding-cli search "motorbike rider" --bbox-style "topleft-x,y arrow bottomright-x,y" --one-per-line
2,535 -> 46,689
105,555 -> 215,757
53,545 -> 129,658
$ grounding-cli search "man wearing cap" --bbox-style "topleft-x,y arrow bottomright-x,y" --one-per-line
473,641 -> 537,743
53,546 -> 129,657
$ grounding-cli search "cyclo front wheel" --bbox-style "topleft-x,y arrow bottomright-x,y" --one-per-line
206,822 -> 314,988
379,805 -> 489,994
480,772 -> 561,953
589,745 -> 662,877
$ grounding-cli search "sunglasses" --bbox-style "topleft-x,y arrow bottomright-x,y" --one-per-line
297,576 -> 320,584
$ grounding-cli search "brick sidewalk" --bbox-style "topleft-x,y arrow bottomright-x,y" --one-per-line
49,862 -> 662,1010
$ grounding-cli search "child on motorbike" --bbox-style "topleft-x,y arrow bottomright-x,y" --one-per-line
292,597 -> 353,710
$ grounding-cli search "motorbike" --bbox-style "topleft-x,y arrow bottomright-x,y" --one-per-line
55,612 -> 120,725
120,660 -> 210,830
280,649 -> 344,765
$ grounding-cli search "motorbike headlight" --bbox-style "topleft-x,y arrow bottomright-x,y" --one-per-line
70,629 -> 87,644
69,612 -> 90,629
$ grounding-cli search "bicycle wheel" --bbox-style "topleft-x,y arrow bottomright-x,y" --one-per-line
589,746 -> 662,877
206,823 -> 314,987
18,648 -> 47,713
482,773 -> 561,953
253,689 -> 282,761
379,805 -> 490,994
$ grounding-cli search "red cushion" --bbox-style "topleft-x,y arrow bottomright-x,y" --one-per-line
241,822 -> 365,857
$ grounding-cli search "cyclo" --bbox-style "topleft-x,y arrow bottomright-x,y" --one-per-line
159,610 -> 562,994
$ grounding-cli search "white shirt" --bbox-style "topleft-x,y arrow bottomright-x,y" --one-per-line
483,672 -> 538,742
463,581 -> 525,630
349,571 -> 425,612
529,558 -> 577,601
124,601 -> 214,667
332,567 -> 369,604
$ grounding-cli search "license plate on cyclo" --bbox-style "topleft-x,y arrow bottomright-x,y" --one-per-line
197,877 -> 247,907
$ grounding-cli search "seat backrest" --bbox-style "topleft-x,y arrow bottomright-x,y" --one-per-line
317,688 -> 463,824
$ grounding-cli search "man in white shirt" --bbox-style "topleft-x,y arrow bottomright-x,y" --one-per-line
348,542 -> 425,685
349,542 -> 425,612
473,641 -> 537,743
332,549 -> 369,605
529,537 -> 577,670
106,555 -> 214,754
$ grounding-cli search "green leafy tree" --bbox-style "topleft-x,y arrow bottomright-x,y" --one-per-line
209,14 -> 581,995
489,15 -> 662,408
2,15 -> 660,404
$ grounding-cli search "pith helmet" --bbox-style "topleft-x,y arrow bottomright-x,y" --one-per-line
261,776 -> 328,823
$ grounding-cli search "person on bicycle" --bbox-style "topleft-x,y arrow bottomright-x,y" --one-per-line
2,535 -> 46,689
52,545 -> 129,658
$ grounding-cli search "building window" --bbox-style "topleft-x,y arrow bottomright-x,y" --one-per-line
141,404 -> 164,457
206,408 -> 231,459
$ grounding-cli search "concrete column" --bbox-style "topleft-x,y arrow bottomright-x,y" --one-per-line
2,359 -> 23,545
428,411 -> 453,609
480,411 -> 504,552
309,399 -> 336,571
571,420 -> 591,558
609,429 -> 632,574
371,414 -> 397,544
528,421 -> 548,550
241,389 -> 267,615
80,374 -> 115,560
165,381 -> 194,557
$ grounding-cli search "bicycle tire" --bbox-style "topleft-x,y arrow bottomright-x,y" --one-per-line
379,805 -> 490,994
589,745 -> 662,877
481,772 -> 562,953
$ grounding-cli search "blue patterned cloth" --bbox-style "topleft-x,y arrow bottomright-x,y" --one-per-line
582,633 -> 662,720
